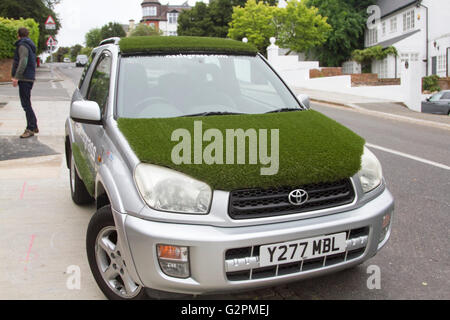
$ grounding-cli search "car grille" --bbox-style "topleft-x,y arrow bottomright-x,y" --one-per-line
225,227 -> 369,282
228,179 -> 355,220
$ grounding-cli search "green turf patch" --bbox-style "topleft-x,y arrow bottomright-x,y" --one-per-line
72,143 -> 95,196
118,110 -> 365,191
119,36 -> 258,56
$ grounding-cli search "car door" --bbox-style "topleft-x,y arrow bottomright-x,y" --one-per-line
73,50 -> 113,184
422,92 -> 445,114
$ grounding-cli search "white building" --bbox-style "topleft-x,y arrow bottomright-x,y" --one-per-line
365,0 -> 450,79
140,0 -> 192,36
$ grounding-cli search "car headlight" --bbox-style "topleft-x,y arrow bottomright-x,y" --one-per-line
134,163 -> 212,214
359,146 -> 383,193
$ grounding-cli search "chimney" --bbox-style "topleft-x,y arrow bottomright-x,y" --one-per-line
129,19 -> 135,31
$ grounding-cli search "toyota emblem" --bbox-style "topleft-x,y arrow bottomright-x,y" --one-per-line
288,189 -> 309,206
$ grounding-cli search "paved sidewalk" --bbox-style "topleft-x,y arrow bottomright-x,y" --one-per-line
293,87 -> 450,130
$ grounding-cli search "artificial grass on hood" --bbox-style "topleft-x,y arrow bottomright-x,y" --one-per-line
118,110 -> 365,191
119,36 -> 258,56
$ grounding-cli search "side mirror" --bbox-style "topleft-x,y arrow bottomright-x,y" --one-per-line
70,100 -> 102,125
426,97 -> 431,102
297,94 -> 310,109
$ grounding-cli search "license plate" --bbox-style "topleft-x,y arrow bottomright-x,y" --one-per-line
259,233 -> 347,267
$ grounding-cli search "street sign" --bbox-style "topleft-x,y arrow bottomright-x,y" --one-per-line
46,36 -> 56,47
45,15 -> 56,30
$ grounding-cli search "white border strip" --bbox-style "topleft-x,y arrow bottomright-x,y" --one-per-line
367,143 -> 450,171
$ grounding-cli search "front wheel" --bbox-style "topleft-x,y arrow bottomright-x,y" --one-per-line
86,206 -> 146,300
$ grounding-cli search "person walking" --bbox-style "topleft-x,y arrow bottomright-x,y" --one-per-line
11,27 -> 38,139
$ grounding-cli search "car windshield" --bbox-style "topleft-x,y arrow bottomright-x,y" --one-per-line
77,55 -> 87,59
116,54 -> 301,119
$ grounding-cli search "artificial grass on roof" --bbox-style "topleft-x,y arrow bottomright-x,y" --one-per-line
118,110 -> 365,191
119,36 -> 258,56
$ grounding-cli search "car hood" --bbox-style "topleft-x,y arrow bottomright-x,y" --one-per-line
117,110 -> 365,191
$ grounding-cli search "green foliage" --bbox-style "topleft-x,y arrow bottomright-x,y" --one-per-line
129,24 -> 162,37
119,36 -> 257,55
100,22 -> 126,40
70,44 -> 83,61
85,28 -> 102,48
422,75 -> 441,92
352,46 -> 398,64
80,47 -> 93,57
0,17 -> 39,59
305,0 -> 376,67
227,0 -> 278,53
178,0 -> 248,38
0,0 -> 61,54
276,0 -> 331,54
118,110 -> 365,191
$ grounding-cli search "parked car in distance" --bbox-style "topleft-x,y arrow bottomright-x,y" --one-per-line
65,36 -> 394,300
63,57 -> 71,63
76,54 -> 88,67
422,90 -> 450,115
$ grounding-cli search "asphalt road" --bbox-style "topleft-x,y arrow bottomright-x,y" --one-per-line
1,63 -> 448,300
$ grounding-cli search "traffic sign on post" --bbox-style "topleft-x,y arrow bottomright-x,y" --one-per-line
46,36 -> 56,47
45,15 -> 56,30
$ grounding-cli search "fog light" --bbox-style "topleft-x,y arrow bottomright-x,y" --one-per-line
157,245 -> 190,278
379,212 -> 392,243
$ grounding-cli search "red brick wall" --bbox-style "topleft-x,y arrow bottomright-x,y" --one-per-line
310,67 -> 342,78
437,78 -> 450,90
350,73 -> 378,86
0,59 -> 13,83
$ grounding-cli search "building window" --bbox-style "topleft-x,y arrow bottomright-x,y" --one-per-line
143,6 -> 157,17
390,17 -> 397,33
366,28 -> 378,46
168,31 -> 177,36
403,9 -> 415,32
437,54 -> 447,72
168,12 -> 178,24
382,21 -> 386,36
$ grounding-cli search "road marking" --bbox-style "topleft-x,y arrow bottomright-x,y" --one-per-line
24,234 -> 36,271
51,81 -> 57,89
367,143 -> 450,171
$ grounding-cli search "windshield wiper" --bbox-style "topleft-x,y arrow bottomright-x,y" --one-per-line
265,108 -> 302,114
182,111 -> 244,117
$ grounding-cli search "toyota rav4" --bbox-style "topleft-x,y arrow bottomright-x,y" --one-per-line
65,36 -> 394,300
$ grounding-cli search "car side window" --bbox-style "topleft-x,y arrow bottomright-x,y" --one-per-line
78,52 -> 96,90
429,92 -> 443,102
441,92 -> 450,100
87,52 -> 112,115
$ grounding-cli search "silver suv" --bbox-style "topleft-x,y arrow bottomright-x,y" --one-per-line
65,37 -> 394,300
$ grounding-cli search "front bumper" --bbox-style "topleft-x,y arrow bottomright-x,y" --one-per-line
122,187 -> 394,295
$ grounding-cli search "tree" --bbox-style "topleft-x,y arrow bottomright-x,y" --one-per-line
178,0 -> 249,38
100,22 -> 126,40
129,24 -> 162,37
305,0 -> 376,66
228,0 -> 279,53
85,28 -> 102,47
276,0 -> 331,55
70,44 -> 83,61
0,0 -> 61,54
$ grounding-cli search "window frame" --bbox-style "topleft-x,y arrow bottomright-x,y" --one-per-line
86,50 -> 113,117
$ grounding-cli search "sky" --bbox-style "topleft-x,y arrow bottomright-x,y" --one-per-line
54,0 -> 206,47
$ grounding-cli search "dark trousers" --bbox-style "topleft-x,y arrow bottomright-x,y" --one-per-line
18,81 -> 37,131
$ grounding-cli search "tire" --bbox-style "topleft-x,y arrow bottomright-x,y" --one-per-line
69,149 -> 94,205
86,206 -> 147,300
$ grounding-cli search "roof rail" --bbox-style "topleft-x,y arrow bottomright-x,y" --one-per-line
98,37 -> 121,46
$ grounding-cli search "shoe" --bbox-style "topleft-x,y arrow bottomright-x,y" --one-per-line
32,128 -> 39,134
20,129 -> 35,139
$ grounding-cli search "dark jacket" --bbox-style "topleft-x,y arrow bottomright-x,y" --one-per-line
12,37 -> 37,81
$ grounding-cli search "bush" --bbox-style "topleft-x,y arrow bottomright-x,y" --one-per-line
422,75 -> 441,92
0,17 -> 39,59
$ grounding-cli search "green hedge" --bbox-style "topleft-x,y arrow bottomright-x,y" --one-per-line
0,17 -> 39,59
422,75 -> 441,92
